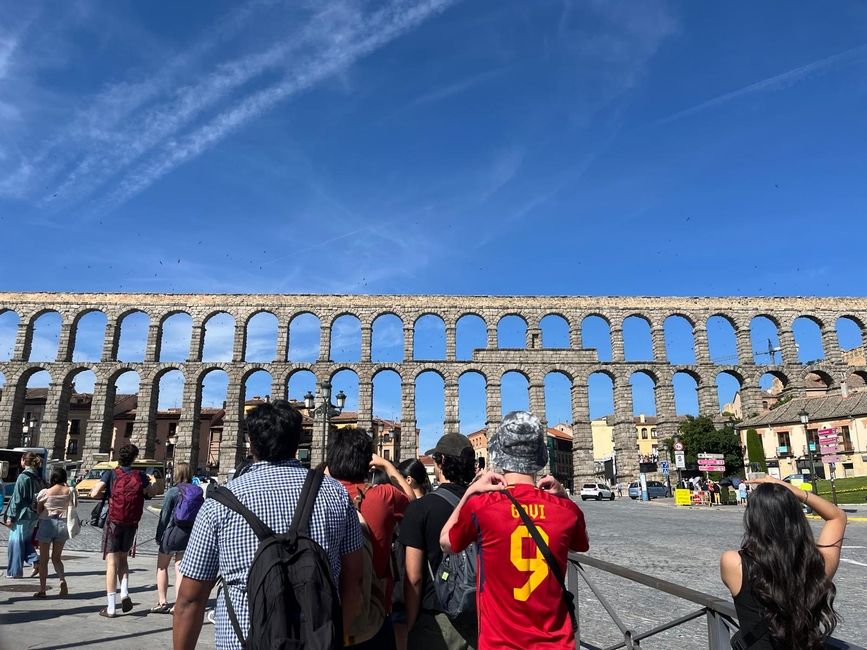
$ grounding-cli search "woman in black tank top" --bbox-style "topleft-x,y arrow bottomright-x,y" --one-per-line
720,475 -> 846,649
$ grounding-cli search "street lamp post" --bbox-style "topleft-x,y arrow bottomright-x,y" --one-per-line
304,380 -> 346,466
799,408 -> 818,495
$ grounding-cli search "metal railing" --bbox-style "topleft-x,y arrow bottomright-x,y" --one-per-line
568,553 -> 864,650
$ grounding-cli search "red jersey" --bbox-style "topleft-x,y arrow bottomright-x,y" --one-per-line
448,484 -> 589,650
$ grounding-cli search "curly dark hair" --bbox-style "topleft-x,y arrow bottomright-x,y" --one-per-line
434,450 -> 475,486
741,483 -> 839,648
118,443 -> 139,467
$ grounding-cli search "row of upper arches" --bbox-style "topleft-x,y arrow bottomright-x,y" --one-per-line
1,308 -> 865,366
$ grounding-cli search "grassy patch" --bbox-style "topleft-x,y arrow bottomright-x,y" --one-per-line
815,476 -> 867,504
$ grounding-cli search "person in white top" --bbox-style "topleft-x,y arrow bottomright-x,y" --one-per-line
34,466 -> 75,598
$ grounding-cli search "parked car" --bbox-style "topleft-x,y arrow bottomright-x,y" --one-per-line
580,483 -> 615,501
628,480 -> 669,499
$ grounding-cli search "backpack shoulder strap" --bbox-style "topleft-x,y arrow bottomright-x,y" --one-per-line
431,486 -> 461,508
290,468 -> 324,536
210,486 -> 274,541
504,490 -> 577,632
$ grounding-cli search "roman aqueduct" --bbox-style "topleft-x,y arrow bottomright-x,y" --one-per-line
1,292 -> 866,483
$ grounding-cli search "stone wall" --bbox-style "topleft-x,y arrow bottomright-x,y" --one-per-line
1,292 -> 865,483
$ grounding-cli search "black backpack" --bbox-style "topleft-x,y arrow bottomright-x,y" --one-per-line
428,488 -> 478,625
209,468 -> 342,650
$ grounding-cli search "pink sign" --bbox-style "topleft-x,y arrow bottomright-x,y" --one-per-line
823,455 -> 842,464
818,428 -> 838,442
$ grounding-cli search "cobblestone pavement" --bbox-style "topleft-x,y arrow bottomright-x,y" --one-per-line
1,498 -> 864,649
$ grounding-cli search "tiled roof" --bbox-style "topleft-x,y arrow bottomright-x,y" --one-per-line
740,393 -> 867,428
547,427 -> 573,441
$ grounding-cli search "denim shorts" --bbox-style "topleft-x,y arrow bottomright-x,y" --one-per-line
36,517 -> 69,543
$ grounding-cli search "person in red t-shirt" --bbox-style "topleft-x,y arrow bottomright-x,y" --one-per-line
326,427 -> 415,649
440,411 -> 589,650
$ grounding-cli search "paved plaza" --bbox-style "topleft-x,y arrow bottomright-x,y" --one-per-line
1,498 -> 865,649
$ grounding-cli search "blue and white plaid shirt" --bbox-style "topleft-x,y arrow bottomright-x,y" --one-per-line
180,459 -> 362,650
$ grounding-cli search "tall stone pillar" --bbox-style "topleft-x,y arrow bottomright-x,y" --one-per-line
218,378 -> 244,478
570,381 -> 594,486
527,327 -> 542,350
360,325 -> 372,363
445,326 -> 456,361
529,380 -> 546,429
693,326 -> 710,364
56,323 -> 75,362
778,328 -> 798,365
40,381 -> 70,459
188,322 -> 205,362
610,326 -> 625,362
487,326 -> 497,349
232,323 -> 247,363
821,325 -> 842,365
270,375 -> 288,402
736,327 -> 753,366
81,381 -> 114,468
357,379 -> 373,432
569,321 -> 582,350
101,321 -> 120,362
443,380 -> 459,434
176,380 -> 202,469
318,323 -> 333,361
13,321 -> 34,361
485,380 -> 502,437
612,379 -> 638,482
696,379 -> 718,416
131,379 -> 157,459
399,381 -> 417,461
275,321 -> 289,362
0,379 -> 18,448
739,384 -> 763,419
403,326 -> 414,362
651,326 -> 666,362
654,381 -> 678,443
145,323 -> 162,363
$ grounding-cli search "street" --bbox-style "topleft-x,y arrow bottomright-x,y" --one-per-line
1,498 -> 865,649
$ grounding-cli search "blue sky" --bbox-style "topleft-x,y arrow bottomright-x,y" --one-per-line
1,1 -> 867,451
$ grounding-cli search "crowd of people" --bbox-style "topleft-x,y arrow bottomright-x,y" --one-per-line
1,400 -> 850,650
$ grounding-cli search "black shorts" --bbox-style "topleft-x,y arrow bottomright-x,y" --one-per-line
105,522 -> 138,554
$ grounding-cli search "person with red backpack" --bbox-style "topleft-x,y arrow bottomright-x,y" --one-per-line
89,443 -> 155,618
151,461 -> 203,614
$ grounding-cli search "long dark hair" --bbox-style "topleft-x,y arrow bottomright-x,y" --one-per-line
741,483 -> 839,648
398,458 -> 430,494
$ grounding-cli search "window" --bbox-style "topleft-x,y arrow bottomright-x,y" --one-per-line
125,422 -> 134,437
840,426 -> 853,452
66,439 -> 78,455
169,422 -> 178,436
383,449 -> 390,461
69,419 -> 80,435
641,428 -> 648,439
777,431 -> 792,456
651,428 -> 657,438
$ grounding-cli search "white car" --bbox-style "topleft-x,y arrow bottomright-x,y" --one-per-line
580,483 -> 615,501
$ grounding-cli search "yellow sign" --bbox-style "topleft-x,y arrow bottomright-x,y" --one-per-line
675,489 -> 692,506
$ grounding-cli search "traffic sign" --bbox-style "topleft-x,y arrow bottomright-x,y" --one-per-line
823,455 -> 843,464
660,460 -> 670,475
698,453 -> 725,460
673,441 -> 684,452
674,451 -> 686,469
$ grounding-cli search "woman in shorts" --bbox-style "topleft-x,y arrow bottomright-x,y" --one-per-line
34,466 -> 74,598
152,462 -> 195,613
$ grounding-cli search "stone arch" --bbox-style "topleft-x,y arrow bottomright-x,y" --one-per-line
416,369 -> 445,452
629,370 -> 657,416
0,309 -> 19,360
414,314 -> 446,360
582,315 -> 612,362
672,370 -> 699,416
803,369 -> 833,392
201,312 -> 235,362
372,313 -> 403,363
498,314 -> 528,349
70,309 -> 108,361
373,368 -> 401,424
289,312 -> 320,363
456,314 -> 486,360
29,310 -> 62,361
792,316 -> 824,363
587,370 -> 615,421
540,314 -> 570,348
844,370 -> 867,394
715,370 -> 743,415
458,370 -> 486,435
245,311 -> 278,362
199,367 -> 230,408
750,315 -> 782,365
501,370 -> 529,415
758,370 -> 789,407
287,368 -> 316,403
664,315 -> 695,365
159,312 -> 192,362
9,367 -> 52,448
330,368 -> 359,414
330,314 -> 361,362
544,371 -> 571,426
623,315 -> 653,362
243,368 -> 273,408
707,314 -> 738,365
836,316 -> 864,353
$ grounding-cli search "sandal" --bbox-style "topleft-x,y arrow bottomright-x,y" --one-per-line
59,581 -> 68,597
33,591 -> 47,598
150,603 -> 171,614
98,608 -> 116,618
121,596 -> 133,613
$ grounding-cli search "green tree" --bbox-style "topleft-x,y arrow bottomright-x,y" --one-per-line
676,415 -> 744,476
745,428 -> 767,473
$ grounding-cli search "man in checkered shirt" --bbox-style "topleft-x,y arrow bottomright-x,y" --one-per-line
173,400 -> 363,650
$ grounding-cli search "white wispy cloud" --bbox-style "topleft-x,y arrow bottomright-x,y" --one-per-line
655,43 -> 867,126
